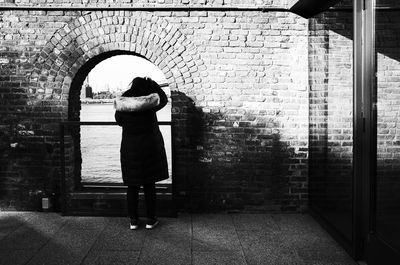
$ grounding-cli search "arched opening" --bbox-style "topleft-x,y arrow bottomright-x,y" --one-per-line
69,51 -> 172,188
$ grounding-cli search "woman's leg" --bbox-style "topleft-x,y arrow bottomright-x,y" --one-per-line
143,183 -> 156,220
127,185 -> 140,219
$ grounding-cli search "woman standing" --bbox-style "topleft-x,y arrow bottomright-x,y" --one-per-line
114,77 -> 168,230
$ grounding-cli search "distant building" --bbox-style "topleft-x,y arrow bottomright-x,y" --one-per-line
85,85 -> 93,99
93,90 -> 115,99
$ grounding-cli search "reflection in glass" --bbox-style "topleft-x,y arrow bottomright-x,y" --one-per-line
308,9 -> 354,243
375,3 -> 400,251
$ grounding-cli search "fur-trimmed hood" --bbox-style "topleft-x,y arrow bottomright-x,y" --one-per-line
114,93 -> 160,112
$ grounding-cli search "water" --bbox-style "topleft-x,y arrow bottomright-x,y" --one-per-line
80,103 -> 172,184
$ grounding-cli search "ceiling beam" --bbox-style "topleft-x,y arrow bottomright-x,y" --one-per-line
288,0 -> 343,18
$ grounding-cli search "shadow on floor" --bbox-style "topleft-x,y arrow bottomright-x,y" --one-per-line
0,212 -> 357,265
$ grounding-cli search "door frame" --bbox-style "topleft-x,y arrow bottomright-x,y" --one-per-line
353,0 -> 366,259
354,0 -> 376,259
355,0 -> 400,263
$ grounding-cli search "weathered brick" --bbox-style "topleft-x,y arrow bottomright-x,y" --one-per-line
0,3 -> 313,214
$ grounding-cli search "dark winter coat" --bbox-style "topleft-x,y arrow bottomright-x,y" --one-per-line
115,85 -> 168,186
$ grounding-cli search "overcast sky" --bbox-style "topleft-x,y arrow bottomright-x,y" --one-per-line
85,55 -> 166,93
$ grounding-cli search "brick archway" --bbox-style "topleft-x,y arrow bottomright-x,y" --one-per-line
26,12 -> 207,204
29,11 -> 205,118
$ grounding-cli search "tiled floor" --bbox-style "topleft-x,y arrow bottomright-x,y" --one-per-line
0,212 -> 358,265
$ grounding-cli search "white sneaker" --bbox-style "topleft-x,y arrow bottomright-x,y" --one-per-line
130,219 -> 139,230
145,219 -> 159,230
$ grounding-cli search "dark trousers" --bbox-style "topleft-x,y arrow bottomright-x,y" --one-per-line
127,183 -> 156,220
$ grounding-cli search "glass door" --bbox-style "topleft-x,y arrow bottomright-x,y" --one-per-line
366,0 -> 400,263
308,2 -> 355,253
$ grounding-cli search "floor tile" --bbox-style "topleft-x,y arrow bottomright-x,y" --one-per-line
304,261 -> 358,265
192,227 -> 242,252
0,213 -> 65,250
146,216 -> 191,236
238,230 -> 304,265
192,214 -> 235,229
91,217 -> 146,251
231,213 -> 279,232
296,240 -> 357,265
192,214 -> 242,252
193,251 -> 247,265
145,230 -> 191,250
272,214 -> 325,233
0,249 -> 36,265
137,216 -> 192,265
0,212 -> 37,240
61,216 -> 109,231
82,250 -> 141,265
137,239 -> 191,265
0,213 -> 359,265
26,219 -> 106,265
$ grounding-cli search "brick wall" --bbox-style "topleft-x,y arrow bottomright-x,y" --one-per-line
0,1 -> 311,212
0,0 -> 288,7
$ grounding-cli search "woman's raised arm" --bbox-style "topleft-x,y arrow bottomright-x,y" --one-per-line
150,80 -> 168,112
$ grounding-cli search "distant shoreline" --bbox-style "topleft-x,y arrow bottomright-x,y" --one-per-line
81,99 -> 115,104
